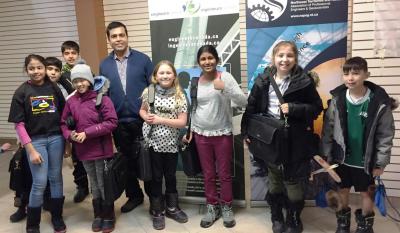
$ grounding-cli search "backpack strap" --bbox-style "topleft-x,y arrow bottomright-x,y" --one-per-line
148,84 -> 156,114
189,77 -> 200,114
145,84 -> 156,139
184,77 -> 199,139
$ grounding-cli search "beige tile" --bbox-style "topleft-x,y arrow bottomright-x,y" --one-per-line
1,151 -> 400,233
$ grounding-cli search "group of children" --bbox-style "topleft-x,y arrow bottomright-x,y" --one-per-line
7,38 -> 396,233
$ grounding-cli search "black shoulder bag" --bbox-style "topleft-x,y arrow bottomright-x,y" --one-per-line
136,84 -> 155,182
9,147 -> 32,193
179,77 -> 202,176
99,97 -> 128,203
247,73 -> 290,165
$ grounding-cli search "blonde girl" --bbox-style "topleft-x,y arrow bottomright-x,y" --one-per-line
139,60 -> 188,230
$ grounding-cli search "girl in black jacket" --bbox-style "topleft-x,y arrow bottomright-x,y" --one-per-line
241,41 -> 323,233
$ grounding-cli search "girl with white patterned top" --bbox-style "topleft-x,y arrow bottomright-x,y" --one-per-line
139,60 -> 188,230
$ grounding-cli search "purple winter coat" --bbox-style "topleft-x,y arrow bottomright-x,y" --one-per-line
61,90 -> 117,161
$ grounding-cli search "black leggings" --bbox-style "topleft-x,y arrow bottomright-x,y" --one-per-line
149,148 -> 178,197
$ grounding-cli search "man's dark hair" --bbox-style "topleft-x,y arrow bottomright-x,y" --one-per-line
343,56 -> 368,73
44,57 -> 62,70
61,41 -> 80,53
106,21 -> 128,38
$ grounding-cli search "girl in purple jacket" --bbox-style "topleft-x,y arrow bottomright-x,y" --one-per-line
60,64 -> 118,233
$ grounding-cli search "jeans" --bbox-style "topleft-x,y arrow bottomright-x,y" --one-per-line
27,134 -> 64,207
82,160 -> 105,200
194,133 -> 233,205
149,148 -> 178,197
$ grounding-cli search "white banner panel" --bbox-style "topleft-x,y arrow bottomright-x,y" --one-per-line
148,0 -> 239,20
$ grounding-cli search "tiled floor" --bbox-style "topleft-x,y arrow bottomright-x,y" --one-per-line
1,149 -> 399,233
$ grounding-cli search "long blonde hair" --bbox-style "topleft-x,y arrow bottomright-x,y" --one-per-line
142,60 -> 185,108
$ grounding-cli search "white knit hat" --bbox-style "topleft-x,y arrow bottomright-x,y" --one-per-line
70,64 -> 94,86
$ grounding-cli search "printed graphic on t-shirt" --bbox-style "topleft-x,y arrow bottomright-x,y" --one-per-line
30,96 -> 56,114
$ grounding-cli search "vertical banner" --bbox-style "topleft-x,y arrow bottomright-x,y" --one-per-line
245,0 -> 348,202
149,0 -> 245,203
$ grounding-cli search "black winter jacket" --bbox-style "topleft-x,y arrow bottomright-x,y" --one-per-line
241,65 -> 323,179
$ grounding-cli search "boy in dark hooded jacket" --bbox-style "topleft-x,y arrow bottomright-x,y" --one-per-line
321,56 -> 396,233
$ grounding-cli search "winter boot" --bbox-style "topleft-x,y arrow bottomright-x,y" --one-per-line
355,209 -> 374,233
26,207 -> 41,233
200,204 -> 221,228
10,197 -> 27,223
335,207 -> 351,233
150,196 -> 165,230
73,186 -> 89,203
92,199 -> 102,232
165,193 -> 188,223
50,197 -> 66,233
221,204 -> 236,228
285,200 -> 304,233
10,205 -> 27,222
266,192 -> 286,233
102,201 -> 115,233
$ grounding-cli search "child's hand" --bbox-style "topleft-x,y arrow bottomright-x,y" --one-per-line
213,77 -> 225,90
29,150 -> 43,165
144,113 -> 155,124
151,114 -> 164,125
182,131 -> 192,143
280,103 -> 289,115
74,132 -> 87,143
70,130 -> 77,141
372,168 -> 384,177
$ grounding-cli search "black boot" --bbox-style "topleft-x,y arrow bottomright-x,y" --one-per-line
50,197 -> 66,233
120,197 -> 144,213
10,197 -> 27,223
266,192 -> 286,233
26,207 -> 41,233
10,206 -> 27,222
102,201 -> 115,233
92,199 -> 102,232
336,207 -> 351,233
73,186 -> 89,203
165,193 -> 188,223
355,209 -> 374,233
285,200 -> 304,233
150,196 -> 165,230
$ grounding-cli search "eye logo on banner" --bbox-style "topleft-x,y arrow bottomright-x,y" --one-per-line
247,0 -> 287,22
182,0 -> 200,14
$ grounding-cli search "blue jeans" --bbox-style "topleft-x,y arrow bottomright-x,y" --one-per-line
27,134 -> 64,207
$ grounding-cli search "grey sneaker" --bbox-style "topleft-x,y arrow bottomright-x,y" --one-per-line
200,204 -> 221,228
221,204 -> 236,228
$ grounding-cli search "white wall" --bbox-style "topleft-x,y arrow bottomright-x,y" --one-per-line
352,0 -> 400,197
0,0 -> 79,138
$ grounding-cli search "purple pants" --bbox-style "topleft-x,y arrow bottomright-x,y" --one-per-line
194,133 -> 233,205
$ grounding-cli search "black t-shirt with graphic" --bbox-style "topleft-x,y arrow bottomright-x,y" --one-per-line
8,80 -> 65,137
